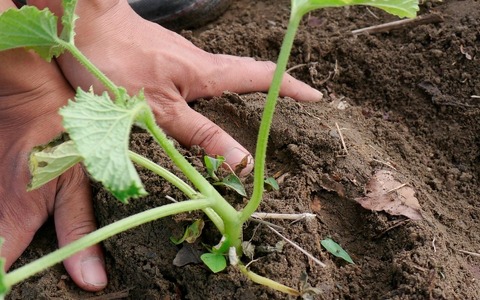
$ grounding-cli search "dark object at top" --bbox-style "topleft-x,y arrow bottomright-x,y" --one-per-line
129,0 -> 232,30
13,0 -> 232,31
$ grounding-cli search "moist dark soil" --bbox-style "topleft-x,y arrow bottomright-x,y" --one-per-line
8,0 -> 479,299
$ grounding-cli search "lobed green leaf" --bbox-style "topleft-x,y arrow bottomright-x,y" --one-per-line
59,0 -> 79,43
0,6 -> 63,61
294,0 -> 419,19
28,139 -> 83,191
60,88 -> 149,203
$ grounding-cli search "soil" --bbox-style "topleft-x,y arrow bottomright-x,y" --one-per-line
8,0 -> 479,299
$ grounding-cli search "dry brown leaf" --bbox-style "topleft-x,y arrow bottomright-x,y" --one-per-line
355,170 -> 423,220
319,173 -> 345,197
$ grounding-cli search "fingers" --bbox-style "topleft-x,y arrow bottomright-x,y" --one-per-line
0,205 -> 45,270
54,166 -> 107,292
189,54 -> 323,102
155,98 -> 253,176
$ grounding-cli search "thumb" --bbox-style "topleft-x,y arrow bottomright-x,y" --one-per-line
158,101 -> 253,176
54,165 -> 107,292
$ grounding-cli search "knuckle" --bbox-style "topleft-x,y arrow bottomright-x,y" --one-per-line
262,61 -> 277,73
189,122 -> 221,150
60,164 -> 88,190
63,219 -> 97,241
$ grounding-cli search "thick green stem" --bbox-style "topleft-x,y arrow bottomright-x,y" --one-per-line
4,199 -> 212,289
240,12 -> 302,223
128,150 -> 198,198
128,150 -> 225,233
61,41 -> 122,101
139,111 -> 243,251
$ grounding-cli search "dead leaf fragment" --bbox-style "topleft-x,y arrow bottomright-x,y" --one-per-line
355,170 -> 423,220
173,244 -> 203,267
319,173 -> 345,198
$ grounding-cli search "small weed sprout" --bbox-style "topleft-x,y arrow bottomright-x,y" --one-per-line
0,0 -> 418,297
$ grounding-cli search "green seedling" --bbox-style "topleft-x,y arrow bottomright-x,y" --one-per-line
321,238 -> 355,264
204,155 -> 247,197
170,219 -> 205,245
0,0 -> 418,297
264,176 -> 280,191
200,252 -> 227,273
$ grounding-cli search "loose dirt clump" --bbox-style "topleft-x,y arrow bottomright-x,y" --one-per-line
9,0 -> 479,299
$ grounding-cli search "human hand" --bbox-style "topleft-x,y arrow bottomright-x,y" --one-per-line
0,1 -> 107,290
30,0 -> 323,175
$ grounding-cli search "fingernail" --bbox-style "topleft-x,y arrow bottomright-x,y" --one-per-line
81,257 -> 107,287
224,147 -> 253,177
316,89 -> 324,101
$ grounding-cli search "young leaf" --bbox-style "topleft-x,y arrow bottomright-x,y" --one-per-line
0,6 -> 63,60
264,177 -> 280,191
321,238 -> 354,264
295,0 -> 419,19
200,253 -> 227,273
60,88 -> 149,203
204,155 -> 224,181
59,0 -> 79,43
214,174 -> 247,197
170,219 -> 205,245
28,140 -> 83,191
205,155 -> 247,196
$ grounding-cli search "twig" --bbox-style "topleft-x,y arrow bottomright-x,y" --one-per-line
335,122 -> 348,155
374,219 -> 410,239
304,110 -> 323,122
245,257 -> 262,268
371,158 -> 397,170
352,14 -> 444,35
432,237 -> 437,253
458,249 -> 480,258
366,7 -> 379,19
427,269 -> 437,300
386,183 -> 408,194
471,95 -> 480,99
87,289 -> 130,300
286,63 -> 307,73
165,195 -> 178,203
249,218 -> 285,231
252,212 -> 316,221
266,225 -> 326,268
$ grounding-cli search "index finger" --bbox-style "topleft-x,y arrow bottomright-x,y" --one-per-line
188,54 -> 323,102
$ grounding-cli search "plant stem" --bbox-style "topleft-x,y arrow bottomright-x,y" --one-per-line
139,111 -> 243,251
238,265 -> 300,296
4,199 -> 212,289
128,150 -> 225,233
61,41 -> 122,101
63,40 -> 241,250
63,34 -> 243,254
240,11 -> 302,223
128,150 -> 198,198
